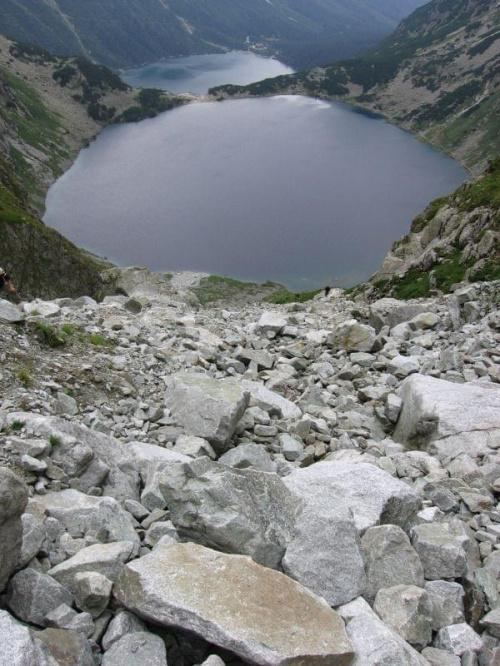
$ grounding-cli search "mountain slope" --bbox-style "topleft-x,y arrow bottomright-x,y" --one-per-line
213,0 -> 499,172
0,36 -> 185,299
0,0 -> 428,70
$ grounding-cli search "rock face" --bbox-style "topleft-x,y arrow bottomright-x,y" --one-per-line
0,468 -> 28,592
282,504 -> 366,607
361,525 -> 424,601
102,632 -> 167,666
38,489 -> 138,543
6,569 -> 73,627
394,375 -> 500,457
369,299 -> 433,332
328,320 -> 376,352
159,458 -> 300,569
345,610 -> 431,666
49,541 -> 136,593
164,373 -> 250,452
0,609 -> 58,666
0,301 -> 25,324
283,462 -> 420,533
115,543 -> 355,666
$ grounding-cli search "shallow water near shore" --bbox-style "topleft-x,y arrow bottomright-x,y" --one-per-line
44,95 -> 467,291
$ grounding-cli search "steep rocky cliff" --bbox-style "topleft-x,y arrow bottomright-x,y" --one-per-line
212,0 -> 499,173
367,158 -> 500,299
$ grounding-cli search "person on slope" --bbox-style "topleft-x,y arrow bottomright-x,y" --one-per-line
0,267 -> 18,300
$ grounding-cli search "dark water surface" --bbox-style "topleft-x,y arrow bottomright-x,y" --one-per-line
122,52 -> 295,94
44,96 -> 467,290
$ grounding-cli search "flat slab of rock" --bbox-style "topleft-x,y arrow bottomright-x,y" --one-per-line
164,373 -> 250,452
369,298 -> 434,332
116,543 -> 354,666
394,375 -> 500,458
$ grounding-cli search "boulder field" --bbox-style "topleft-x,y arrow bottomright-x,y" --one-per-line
0,276 -> 499,666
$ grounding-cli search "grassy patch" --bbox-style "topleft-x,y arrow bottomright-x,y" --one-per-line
15,364 -> 34,388
79,332 -> 115,348
265,288 -> 321,304
193,275 -> 281,306
34,321 -> 69,347
470,260 -> 500,282
391,267 -> 431,300
433,250 -> 471,293
455,157 -> 500,212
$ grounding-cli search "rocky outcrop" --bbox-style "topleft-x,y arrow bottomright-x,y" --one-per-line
369,161 -> 500,294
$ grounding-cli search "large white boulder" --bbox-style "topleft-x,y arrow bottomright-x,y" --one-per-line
394,376 -> 500,458
159,458 -> 299,569
283,461 -> 421,533
164,373 -> 250,452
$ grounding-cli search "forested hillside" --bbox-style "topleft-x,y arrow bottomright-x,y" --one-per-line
0,0 -> 427,69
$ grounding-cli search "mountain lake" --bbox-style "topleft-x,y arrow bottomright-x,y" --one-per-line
44,54 -> 467,291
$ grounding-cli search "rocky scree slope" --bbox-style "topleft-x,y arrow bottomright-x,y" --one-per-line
212,0 -> 500,173
0,273 -> 500,665
366,157 -> 500,299
0,36 -> 187,300
0,0 -> 427,70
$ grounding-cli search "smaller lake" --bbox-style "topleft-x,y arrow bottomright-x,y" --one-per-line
121,52 -> 295,94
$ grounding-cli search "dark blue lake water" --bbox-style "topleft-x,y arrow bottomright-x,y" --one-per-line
45,94 -> 466,291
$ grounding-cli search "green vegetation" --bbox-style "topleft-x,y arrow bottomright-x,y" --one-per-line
116,90 -> 185,123
265,288 -> 321,304
79,332 -> 115,348
49,435 -> 61,447
455,157 -> 500,212
34,321 -> 70,347
0,67 -> 68,185
470,260 -> 500,283
433,250 -> 471,293
193,275 -> 281,306
15,364 -> 34,388
10,420 -> 25,432
391,268 -> 431,300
